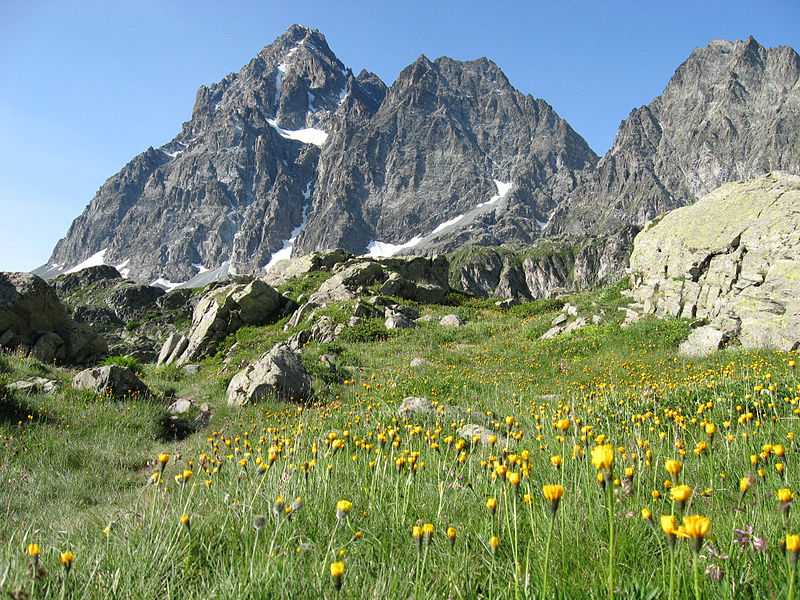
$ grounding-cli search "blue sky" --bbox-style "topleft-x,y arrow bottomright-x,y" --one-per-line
1,0 -> 798,272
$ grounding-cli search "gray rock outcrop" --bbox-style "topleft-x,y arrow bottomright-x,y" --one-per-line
679,326 -> 730,357
72,365 -> 151,397
160,279 -> 284,365
50,265 -> 186,361
0,272 -> 107,364
440,314 -> 465,327
8,377 -> 62,395
226,342 -> 312,405
629,172 -> 800,351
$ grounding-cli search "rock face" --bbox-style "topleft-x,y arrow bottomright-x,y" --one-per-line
0,272 -> 107,364
72,365 -> 151,397
38,25 -> 595,285
226,342 -> 312,405
296,54 -> 597,257
552,38 -> 800,237
50,265 -> 189,361
160,278 -> 285,365
629,172 -> 800,351
448,225 -> 639,299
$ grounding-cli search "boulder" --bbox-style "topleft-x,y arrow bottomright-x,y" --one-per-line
457,424 -> 506,447
72,365 -> 151,398
378,271 -> 448,304
7,377 -> 62,394
440,314 -> 465,327
167,398 -> 194,414
540,325 -> 563,340
410,357 -> 433,368
386,305 -> 420,320
629,173 -> 800,351
285,301 -> 319,329
160,279 -> 282,365
0,271 -> 107,364
264,249 -> 352,286
397,396 -> 435,417
679,326 -> 729,357
226,343 -> 312,406
385,314 -> 417,330
309,261 -> 386,305
562,316 -> 588,335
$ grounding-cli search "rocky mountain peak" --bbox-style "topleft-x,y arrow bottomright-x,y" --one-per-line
549,36 -> 800,238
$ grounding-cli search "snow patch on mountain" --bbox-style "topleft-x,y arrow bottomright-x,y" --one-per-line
267,119 -> 328,146
65,248 -> 107,274
366,180 -> 514,257
116,258 -> 130,278
264,181 -> 314,271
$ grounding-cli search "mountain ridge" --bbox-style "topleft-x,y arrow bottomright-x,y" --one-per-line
37,27 -> 800,292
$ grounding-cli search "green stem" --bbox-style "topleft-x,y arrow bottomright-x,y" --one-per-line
542,515 -> 555,599
249,529 -> 260,578
417,544 -> 429,599
668,544 -> 676,600
693,551 -> 701,600
606,478 -> 615,600
790,562 -> 797,600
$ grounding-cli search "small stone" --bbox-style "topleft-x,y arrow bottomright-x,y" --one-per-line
397,396 -> 435,418
168,399 -> 193,414
457,424 -> 505,447
439,314 -> 465,327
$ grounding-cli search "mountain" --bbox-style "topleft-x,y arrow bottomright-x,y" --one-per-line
38,25 -> 596,286
296,54 -> 596,256
549,37 -> 800,236
38,30 -> 800,294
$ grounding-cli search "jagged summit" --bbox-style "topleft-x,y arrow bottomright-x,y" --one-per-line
39,24 -> 594,286
548,36 -> 800,237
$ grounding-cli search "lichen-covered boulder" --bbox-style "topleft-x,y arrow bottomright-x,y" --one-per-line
73,365 -> 151,398
629,173 -> 800,351
0,271 -> 107,364
160,279 -> 283,365
226,343 -> 312,406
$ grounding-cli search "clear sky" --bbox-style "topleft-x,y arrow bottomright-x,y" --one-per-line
1,0 -> 798,272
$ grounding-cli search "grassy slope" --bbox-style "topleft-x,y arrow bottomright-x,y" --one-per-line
1,279 -> 799,599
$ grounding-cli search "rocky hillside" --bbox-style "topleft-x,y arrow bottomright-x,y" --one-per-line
627,172 -> 800,353
550,37 -> 800,237
39,25 -> 595,286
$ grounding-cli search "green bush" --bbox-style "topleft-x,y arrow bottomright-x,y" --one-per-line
338,319 -> 390,343
509,297 -> 564,318
125,321 -> 141,332
152,363 -> 185,382
101,355 -> 143,373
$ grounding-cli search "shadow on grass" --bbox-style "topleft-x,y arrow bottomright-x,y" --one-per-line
0,388 -> 52,424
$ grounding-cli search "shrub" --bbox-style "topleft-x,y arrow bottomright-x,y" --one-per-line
152,363 -> 184,382
125,321 -> 141,332
509,298 -> 564,318
339,319 -> 390,343
101,355 -> 143,373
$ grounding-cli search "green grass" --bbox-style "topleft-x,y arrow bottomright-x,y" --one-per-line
2,280 -> 800,598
